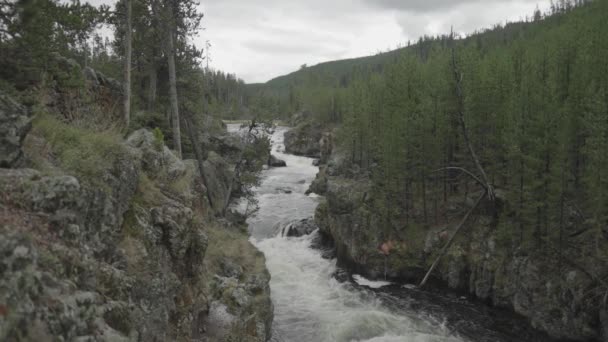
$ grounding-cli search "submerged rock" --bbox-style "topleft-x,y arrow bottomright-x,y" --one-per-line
268,154 -> 287,167
275,187 -> 293,194
282,218 -> 318,237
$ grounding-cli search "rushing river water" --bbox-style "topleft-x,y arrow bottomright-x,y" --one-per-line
228,124 -> 562,342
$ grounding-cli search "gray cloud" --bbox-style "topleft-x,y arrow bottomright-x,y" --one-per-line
363,0 -> 541,13
84,0 -> 551,83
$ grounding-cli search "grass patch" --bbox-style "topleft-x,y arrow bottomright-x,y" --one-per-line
168,164 -> 195,195
204,223 -> 266,279
122,174 -> 164,239
31,113 -> 130,189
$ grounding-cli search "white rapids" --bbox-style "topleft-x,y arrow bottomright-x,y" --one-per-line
228,124 -> 466,342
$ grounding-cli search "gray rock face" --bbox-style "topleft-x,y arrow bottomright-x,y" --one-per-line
284,122 -> 323,158
0,159 -> 141,341
314,165 -> 606,341
208,134 -> 243,160
1,127 -> 273,342
126,129 -> 186,179
268,154 -> 287,167
205,301 -> 237,339
0,92 -> 31,168
206,273 -> 273,342
307,166 -> 328,195
202,151 -> 233,214
282,218 -> 318,237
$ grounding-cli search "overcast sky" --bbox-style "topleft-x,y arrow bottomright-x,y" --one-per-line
92,0 -> 551,83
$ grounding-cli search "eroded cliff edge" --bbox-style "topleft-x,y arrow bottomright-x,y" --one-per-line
0,88 -> 273,341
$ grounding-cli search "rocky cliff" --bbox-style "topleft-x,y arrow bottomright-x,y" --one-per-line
310,148 -> 608,342
0,92 -> 273,341
283,122 -> 323,158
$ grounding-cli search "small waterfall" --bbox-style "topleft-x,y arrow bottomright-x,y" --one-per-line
230,125 -> 465,342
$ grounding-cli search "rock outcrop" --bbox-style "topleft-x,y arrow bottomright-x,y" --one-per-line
281,218 -> 318,237
268,154 -> 286,167
310,148 -> 608,342
284,122 -> 323,158
0,97 -> 273,341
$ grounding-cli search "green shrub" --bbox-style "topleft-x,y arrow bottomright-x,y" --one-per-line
32,113 -> 130,189
152,127 -> 164,152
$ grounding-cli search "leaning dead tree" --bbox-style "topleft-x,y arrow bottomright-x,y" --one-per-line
182,113 -> 214,210
419,29 -> 495,288
449,34 -> 495,202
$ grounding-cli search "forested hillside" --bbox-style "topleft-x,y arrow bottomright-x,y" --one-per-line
257,0 -> 608,252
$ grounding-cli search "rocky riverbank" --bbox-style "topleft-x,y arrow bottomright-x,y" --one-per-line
306,132 -> 608,341
0,88 -> 273,341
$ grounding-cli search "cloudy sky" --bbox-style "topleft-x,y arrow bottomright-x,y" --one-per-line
92,0 -> 551,83
199,0 -> 551,83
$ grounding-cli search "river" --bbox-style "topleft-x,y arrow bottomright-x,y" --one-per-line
228,124 -> 562,342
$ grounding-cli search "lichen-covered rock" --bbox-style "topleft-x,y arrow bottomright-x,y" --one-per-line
127,129 -> 186,179
0,92 -> 31,168
202,151 -> 233,214
1,126 -> 274,342
205,272 -> 273,342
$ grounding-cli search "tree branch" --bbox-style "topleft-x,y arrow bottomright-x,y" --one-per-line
450,29 -> 495,202
431,166 -> 487,190
182,113 -> 214,210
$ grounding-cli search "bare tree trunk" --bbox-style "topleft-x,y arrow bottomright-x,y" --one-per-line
167,27 -> 181,158
123,0 -> 132,128
183,113 -> 214,209
450,29 -> 494,202
147,61 -> 157,111
422,172 -> 428,224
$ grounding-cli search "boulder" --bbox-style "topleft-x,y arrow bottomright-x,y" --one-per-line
202,151 -> 233,214
282,218 -> 318,237
205,301 -> 237,340
268,154 -> 286,167
0,92 -> 31,168
126,129 -> 186,179
275,187 -> 293,194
